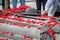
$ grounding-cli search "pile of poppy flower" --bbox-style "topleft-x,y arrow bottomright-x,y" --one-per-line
0,5 -> 60,40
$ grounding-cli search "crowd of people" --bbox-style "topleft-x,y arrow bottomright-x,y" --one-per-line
1,0 -> 60,17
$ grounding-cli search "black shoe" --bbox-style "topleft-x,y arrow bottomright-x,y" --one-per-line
37,10 -> 41,15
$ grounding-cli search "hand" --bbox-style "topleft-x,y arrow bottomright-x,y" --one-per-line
42,10 -> 48,15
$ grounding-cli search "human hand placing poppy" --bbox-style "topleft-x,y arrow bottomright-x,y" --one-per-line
42,10 -> 48,15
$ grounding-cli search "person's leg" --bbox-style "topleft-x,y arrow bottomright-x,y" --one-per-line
2,0 -> 5,9
7,0 -> 10,9
43,0 -> 47,10
48,4 -> 58,16
20,0 -> 25,5
48,1 -> 58,17
36,0 -> 41,13
12,0 -> 17,8
54,2 -> 60,17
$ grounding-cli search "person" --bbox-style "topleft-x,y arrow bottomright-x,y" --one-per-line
12,0 -> 25,8
43,0 -> 60,17
2,0 -> 4,9
36,0 -> 47,13
2,0 -> 10,9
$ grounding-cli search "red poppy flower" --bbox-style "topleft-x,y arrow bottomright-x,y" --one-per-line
37,27 -> 41,30
20,24 -> 25,28
28,26 -> 32,29
26,19 -> 31,24
31,20 -> 36,24
0,14 -> 3,17
2,16 -> 7,19
47,29 -> 56,40
0,38 -> 8,40
5,9 -> 12,14
19,17 -> 25,22
40,23 -> 44,26
11,8 -> 18,12
22,34 -> 28,39
48,23 -> 53,27
54,22 -> 58,26
2,32 -> 9,35
9,32 -> 14,36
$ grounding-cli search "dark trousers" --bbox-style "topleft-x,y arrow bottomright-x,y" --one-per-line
2,0 -> 4,9
54,12 -> 60,17
2,0 -> 10,9
36,0 -> 47,11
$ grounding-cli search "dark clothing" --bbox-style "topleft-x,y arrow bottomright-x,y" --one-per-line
2,0 -> 5,9
36,0 -> 47,11
2,0 -> 10,9
54,12 -> 60,17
